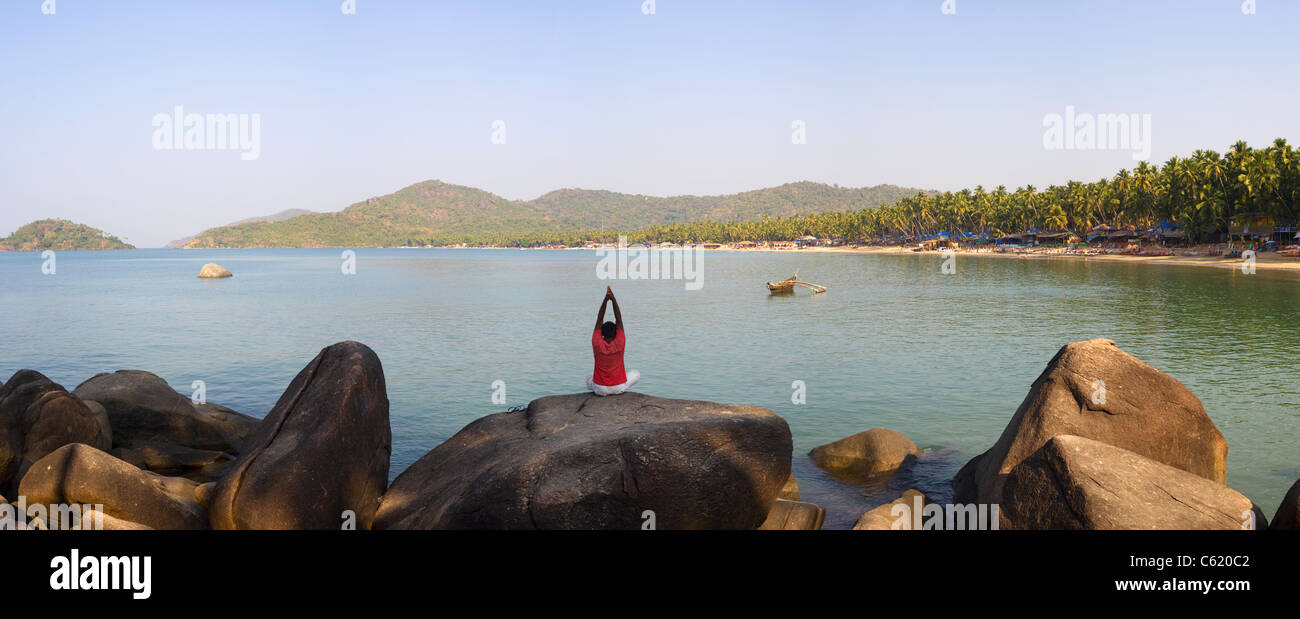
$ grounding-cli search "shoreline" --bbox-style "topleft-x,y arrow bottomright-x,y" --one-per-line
435,243 -> 1300,274
29,243 -> 1295,275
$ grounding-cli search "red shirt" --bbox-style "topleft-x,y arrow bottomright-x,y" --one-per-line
592,328 -> 627,386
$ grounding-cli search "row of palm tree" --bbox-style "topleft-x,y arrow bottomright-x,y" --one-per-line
550,139 -> 1297,246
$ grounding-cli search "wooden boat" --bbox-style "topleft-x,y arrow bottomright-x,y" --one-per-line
765,272 -> 827,294
766,276 -> 797,293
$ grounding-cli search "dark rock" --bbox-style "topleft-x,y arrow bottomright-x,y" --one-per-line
954,339 -> 1228,506
853,489 -> 929,530
374,392 -> 792,530
18,443 -> 207,530
1269,479 -> 1300,530
72,370 -> 257,453
810,428 -> 920,478
209,341 -> 391,530
1003,435 -> 1263,530
0,370 -> 113,492
112,441 -> 235,482
758,498 -> 825,530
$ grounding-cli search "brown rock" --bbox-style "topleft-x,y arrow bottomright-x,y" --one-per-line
71,509 -> 154,530
953,339 -> 1228,506
0,370 -> 113,492
758,499 -> 825,530
18,443 -> 207,530
194,482 -> 216,510
1270,479 -> 1300,530
810,428 -> 920,477
778,473 -> 800,500
112,441 -> 235,482
1003,435 -> 1262,530
197,263 -> 232,279
209,341 -> 391,530
72,370 -> 257,455
374,392 -> 792,530
853,489 -> 929,530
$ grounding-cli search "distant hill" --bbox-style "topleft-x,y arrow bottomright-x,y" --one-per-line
181,181 -> 926,248
166,208 -> 313,248
0,219 -> 134,251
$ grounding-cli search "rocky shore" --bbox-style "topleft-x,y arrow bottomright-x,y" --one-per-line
0,338 -> 1294,530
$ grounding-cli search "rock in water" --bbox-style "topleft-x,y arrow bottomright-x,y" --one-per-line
19,443 -> 208,530
758,498 -> 825,530
853,489 -> 929,530
374,392 -> 793,530
209,341 -> 391,530
953,339 -> 1227,505
1271,479 -> 1300,530
809,428 -> 920,477
197,263 -> 232,278
0,370 -> 113,491
72,370 -> 258,455
1003,435 -> 1263,530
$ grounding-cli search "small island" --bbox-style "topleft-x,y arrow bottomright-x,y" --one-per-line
0,219 -> 134,252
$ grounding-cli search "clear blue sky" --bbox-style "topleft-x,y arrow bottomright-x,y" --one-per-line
1,0 -> 1297,247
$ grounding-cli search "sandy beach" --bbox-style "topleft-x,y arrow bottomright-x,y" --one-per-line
694,244 -> 1300,273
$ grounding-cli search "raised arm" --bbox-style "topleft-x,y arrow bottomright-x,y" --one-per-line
610,292 -> 623,332
595,296 -> 609,331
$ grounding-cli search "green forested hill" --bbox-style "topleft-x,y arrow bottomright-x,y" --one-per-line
181,180 -> 924,248
0,219 -> 134,251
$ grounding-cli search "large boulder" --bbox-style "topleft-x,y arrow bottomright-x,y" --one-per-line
1270,479 -> 1300,531
18,443 -> 207,530
72,370 -> 258,455
374,392 -> 793,530
954,339 -> 1228,505
197,263 -> 232,279
0,370 -> 112,491
758,499 -> 825,530
810,428 -> 920,478
1003,435 -> 1263,530
853,489 -> 929,530
209,341 -> 391,530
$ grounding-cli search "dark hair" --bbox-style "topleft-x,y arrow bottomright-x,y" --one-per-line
601,321 -> 617,341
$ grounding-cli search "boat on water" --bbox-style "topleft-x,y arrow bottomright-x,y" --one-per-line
765,272 -> 827,295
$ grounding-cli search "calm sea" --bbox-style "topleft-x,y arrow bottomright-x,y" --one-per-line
2,248 -> 1297,528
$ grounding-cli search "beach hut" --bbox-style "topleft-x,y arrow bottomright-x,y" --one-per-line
1035,230 -> 1073,245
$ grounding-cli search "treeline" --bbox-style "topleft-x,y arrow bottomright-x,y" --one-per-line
185,180 -> 924,249
490,139 -> 1299,246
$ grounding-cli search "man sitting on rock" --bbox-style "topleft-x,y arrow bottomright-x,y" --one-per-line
588,286 -> 639,396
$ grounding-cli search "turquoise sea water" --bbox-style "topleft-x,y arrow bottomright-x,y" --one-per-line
2,248 -> 1297,528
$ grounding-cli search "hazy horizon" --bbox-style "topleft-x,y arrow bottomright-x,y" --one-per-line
2,0 -> 1298,247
